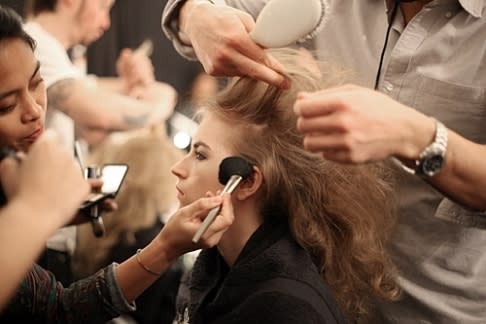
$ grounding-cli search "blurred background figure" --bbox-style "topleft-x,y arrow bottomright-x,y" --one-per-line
72,123 -> 184,324
84,0 -> 219,150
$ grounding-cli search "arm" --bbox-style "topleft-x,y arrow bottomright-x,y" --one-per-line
294,84 -> 486,210
115,193 -> 234,301
47,78 -> 176,132
162,0 -> 287,87
0,131 -> 90,310
2,194 -> 234,322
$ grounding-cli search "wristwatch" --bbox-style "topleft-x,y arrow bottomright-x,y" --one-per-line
414,118 -> 448,177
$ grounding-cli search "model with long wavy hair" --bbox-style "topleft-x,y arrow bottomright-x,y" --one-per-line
172,49 -> 400,323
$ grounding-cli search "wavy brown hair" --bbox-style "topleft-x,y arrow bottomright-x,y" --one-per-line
72,124 -> 184,278
200,49 -> 400,321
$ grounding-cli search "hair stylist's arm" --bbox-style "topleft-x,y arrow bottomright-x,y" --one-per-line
0,130 -> 90,310
294,85 -> 486,210
177,0 -> 287,88
115,193 -> 234,302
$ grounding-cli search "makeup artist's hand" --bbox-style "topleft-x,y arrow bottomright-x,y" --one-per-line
156,193 -> 234,261
70,178 -> 118,225
0,131 -> 90,230
179,1 -> 287,88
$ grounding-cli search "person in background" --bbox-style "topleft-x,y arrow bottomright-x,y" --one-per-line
23,0 -> 177,149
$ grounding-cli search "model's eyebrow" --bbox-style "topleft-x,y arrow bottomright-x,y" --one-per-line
193,141 -> 211,150
0,61 -> 41,100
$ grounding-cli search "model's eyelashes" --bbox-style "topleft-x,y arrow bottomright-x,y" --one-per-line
194,150 -> 207,161
0,104 -> 15,115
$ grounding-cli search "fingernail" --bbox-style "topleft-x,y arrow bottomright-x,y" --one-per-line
280,77 -> 291,90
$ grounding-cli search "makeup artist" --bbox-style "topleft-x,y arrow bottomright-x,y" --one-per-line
0,6 -> 234,322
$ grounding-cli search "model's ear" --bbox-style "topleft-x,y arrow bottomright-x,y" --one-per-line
234,166 -> 263,201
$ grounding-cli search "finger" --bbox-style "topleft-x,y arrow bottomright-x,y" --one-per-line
186,196 -> 223,220
87,178 -> 103,190
294,92 -> 349,118
101,199 -> 118,213
297,114 -> 348,134
232,54 -> 288,88
302,133 -> 350,153
200,194 -> 234,239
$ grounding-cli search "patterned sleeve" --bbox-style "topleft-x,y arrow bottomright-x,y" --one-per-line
2,263 -> 135,323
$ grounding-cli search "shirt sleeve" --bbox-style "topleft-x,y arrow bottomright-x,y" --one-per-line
161,0 -> 268,60
3,263 -> 135,323
24,22 -> 83,88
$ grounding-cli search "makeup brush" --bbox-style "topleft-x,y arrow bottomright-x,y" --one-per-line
250,0 -> 327,48
192,156 -> 253,243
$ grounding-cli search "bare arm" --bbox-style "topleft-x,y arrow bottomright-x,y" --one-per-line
47,78 -> 176,132
0,132 -> 89,310
115,194 -> 234,302
294,85 -> 486,210
426,131 -> 486,210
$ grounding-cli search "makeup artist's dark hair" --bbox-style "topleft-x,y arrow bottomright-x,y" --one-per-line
199,48 -> 400,322
0,5 -> 36,50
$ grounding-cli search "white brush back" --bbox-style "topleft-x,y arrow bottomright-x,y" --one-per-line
250,0 -> 323,48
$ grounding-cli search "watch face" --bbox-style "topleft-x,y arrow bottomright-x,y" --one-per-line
422,155 -> 444,177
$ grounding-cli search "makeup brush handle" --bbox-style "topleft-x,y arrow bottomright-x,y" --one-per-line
192,204 -> 221,243
192,175 -> 242,243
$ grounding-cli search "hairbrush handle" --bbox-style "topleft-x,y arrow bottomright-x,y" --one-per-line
192,175 -> 242,243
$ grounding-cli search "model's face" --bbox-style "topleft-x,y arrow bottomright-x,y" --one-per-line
0,38 -> 46,152
171,113 -> 238,207
76,0 -> 114,45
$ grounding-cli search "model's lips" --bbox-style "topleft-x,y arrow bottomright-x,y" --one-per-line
176,186 -> 184,197
24,126 -> 44,142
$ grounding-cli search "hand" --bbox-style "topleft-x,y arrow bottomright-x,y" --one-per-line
128,82 -> 177,122
0,131 -> 90,229
69,178 -> 118,225
294,84 -> 435,163
156,194 -> 234,261
181,1 -> 288,88
116,48 -> 155,92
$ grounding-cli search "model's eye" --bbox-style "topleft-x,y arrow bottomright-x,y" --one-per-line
0,103 -> 15,115
195,151 -> 207,161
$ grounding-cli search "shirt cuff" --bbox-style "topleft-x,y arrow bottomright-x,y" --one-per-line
106,263 -> 136,313
161,0 -> 226,60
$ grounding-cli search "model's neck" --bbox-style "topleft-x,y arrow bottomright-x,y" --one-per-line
217,199 -> 262,267
30,12 -> 75,49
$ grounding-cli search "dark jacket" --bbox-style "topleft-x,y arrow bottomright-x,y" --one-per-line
176,219 -> 347,324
